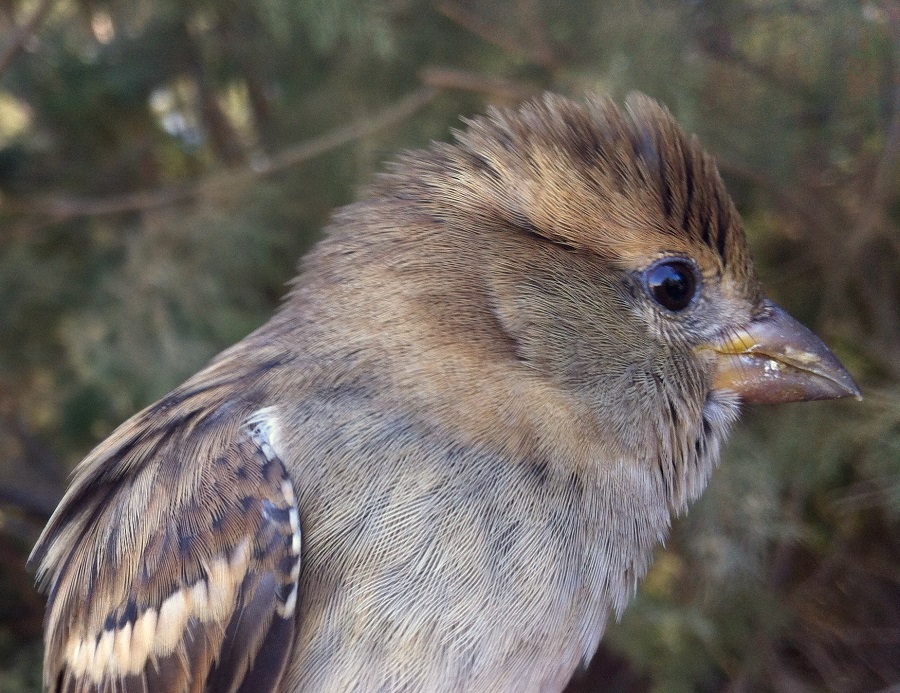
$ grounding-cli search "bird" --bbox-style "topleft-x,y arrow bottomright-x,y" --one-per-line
30,92 -> 861,693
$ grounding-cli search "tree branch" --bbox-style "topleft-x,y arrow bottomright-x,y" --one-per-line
420,66 -> 536,102
5,86 -> 440,227
435,1 -> 556,68
0,0 -> 57,80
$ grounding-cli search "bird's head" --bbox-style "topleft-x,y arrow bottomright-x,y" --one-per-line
354,93 -> 860,506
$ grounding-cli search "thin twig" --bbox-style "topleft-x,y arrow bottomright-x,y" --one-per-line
420,66 -> 536,102
0,0 -> 57,79
697,36 -> 817,102
249,87 -> 439,177
5,87 -> 440,227
435,1 -> 555,68
516,0 -> 557,68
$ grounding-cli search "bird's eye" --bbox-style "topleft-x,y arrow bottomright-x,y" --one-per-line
644,259 -> 699,312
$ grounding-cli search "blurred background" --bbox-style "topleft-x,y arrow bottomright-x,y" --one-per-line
0,0 -> 898,691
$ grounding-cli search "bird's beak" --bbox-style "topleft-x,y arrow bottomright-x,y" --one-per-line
702,301 -> 862,404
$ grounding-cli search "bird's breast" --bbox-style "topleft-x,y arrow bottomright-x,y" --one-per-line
276,384 -> 671,692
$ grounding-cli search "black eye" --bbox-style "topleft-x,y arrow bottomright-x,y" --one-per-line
644,259 -> 699,312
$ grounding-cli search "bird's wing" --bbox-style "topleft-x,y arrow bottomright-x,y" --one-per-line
30,405 -> 301,693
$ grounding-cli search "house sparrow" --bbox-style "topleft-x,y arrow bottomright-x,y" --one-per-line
30,93 -> 860,693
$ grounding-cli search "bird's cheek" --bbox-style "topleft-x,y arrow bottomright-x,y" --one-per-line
699,302 -> 861,405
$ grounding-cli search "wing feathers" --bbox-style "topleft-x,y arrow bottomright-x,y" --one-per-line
34,404 -> 301,693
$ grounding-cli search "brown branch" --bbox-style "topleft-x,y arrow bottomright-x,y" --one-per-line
697,35 -> 817,102
185,21 -> 248,166
435,1 -> 555,68
5,86 -> 440,226
420,66 -> 537,102
0,0 -> 57,79
250,87 -> 439,177
516,0 -> 557,69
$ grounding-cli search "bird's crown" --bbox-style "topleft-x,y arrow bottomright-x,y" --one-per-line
393,93 -> 755,283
